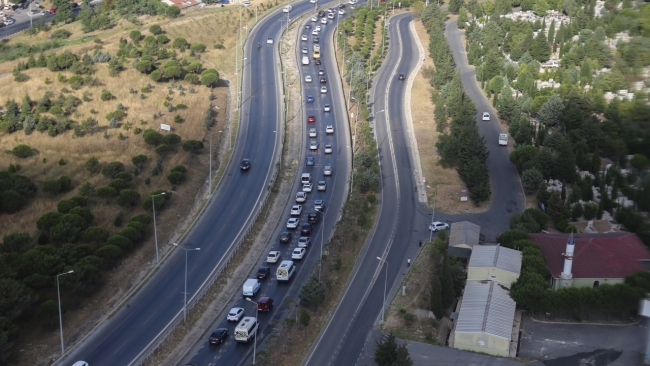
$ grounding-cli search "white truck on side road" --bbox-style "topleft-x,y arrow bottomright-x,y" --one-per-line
499,133 -> 508,146
235,316 -> 259,343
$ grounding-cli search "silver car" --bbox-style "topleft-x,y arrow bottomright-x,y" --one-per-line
320,86 -> 328,94
309,128 -> 317,137
323,166 -> 332,176
317,181 -> 327,191
310,140 -> 318,150
324,104 -> 331,112
324,144 -> 332,154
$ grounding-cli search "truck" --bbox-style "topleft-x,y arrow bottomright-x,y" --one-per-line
302,56 -> 309,65
312,49 -> 321,59
242,278 -> 260,297
276,260 -> 296,282
498,133 -> 508,146
234,317 -> 259,343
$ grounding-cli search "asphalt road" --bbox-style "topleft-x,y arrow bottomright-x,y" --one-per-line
303,13 -> 429,366
0,1 -> 95,40
56,5 -> 293,366
180,3 -> 352,366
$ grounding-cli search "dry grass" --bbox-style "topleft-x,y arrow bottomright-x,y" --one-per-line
0,8 -> 244,365
411,20 -> 488,214
381,240 -> 440,344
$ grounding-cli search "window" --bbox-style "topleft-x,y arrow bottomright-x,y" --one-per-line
593,280 -> 600,287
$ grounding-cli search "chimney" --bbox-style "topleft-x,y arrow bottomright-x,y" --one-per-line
560,234 -> 575,280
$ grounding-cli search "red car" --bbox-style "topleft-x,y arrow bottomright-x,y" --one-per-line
307,115 -> 316,123
49,7 -> 57,13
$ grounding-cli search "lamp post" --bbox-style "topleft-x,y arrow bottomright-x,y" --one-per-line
376,257 -> 388,323
427,186 -> 437,243
209,131 -> 219,194
173,243 -> 200,324
315,208 -> 325,282
152,192 -> 166,265
56,270 -> 74,356
245,297 -> 259,364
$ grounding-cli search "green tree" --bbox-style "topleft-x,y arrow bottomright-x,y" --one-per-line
482,49 -> 502,81
101,161 -> 125,179
204,107 -> 214,128
201,69 -> 219,88
299,276 -> 326,307
117,189 -> 141,208
150,69 -> 162,82
0,278 -> 38,321
449,0 -> 464,13
182,140 -> 204,154
149,24 -> 163,35
37,300 -> 59,330
538,95 -> 564,127
394,343 -> 414,366
522,167 -> 544,194
548,19 -> 556,44
143,128 -> 163,145
172,37 -> 188,49
82,226 -> 109,243
165,5 -> 181,18
11,144 -> 32,158
375,334 -> 399,366
1,232 -> 35,254
530,30 -> 550,62
533,0 -> 549,16
458,7 -> 468,28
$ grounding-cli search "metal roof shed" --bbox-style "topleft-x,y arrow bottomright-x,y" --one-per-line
449,221 -> 481,250
468,245 -> 522,285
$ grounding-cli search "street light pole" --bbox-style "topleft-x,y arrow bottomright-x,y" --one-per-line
376,257 -> 387,323
173,243 -> 200,324
245,297 -> 259,364
152,192 -> 166,265
56,270 -> 74,356
428,187 -> 437,243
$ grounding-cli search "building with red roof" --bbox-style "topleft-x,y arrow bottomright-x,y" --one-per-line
528,233 -> 650,290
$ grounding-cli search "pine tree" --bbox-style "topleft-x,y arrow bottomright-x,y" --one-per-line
458,7 -> 468,29
430,272 -> 443,319
531,31 -> 551,62
394,343 -> 414,366
375,335 -> 398,366
37,53 -> 47,68
440,256 -> 455,309
548,19 -> 556,44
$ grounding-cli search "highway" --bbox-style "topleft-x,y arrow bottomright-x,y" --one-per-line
181,4 -> 352,365
57,4 -> 295,366
303,12 -> 426,366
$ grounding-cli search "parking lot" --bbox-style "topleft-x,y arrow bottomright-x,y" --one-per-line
519,314 -> 646,366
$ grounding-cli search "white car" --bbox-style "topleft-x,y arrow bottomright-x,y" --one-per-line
327,12 -> 335,19
312,29 -> 319,36
298,236 -> 311,248
315,25 -> 322,32
324,104 -> 331,112
310,0 -> 317,3
324,144 -> 332,154
314,199 -> 325,210
243,1 -> 251,6
323,166 -> 332,176
310,141 -> 318,150
317,181 -> 327,191
303,182 -> 313,192
4,19 -> 14,25
326,125 -> 334,133
301,34 -> 308,41
320,86 -> 328,94
302,47 -> 308,54
429,221 -> 450,231
309,128 -> 317,137
291,205 -> 302,216
305,75 -> 312,83
227,307 -> 245,322
267,251 -> 281,263
292,247 -> 306,260
267,38 -> 274,44
287,217 -> 300,229
311,16 -> 318,22
283,5 -> 292,12
482,112 -> 490,121
338,9 -> 345,15
349,0 -> 357,3
296,192 -> 307,202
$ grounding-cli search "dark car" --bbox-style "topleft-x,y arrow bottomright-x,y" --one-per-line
279,231 -> 292,243
307,115 -> 316,123
300,223 -> 312,235
240,159 -> 251,171
318,10 -> 325,17
339,3 -> 346,8
307,95 -> 314,103
320,77 -> 327,84
398,74 -> 405,80
306,157 -> 315,166
257,266 -> 271,279
305,24 -> 311,29
313,36 -> 319,43
315,59 -> 322,65
208,328 -> 228,345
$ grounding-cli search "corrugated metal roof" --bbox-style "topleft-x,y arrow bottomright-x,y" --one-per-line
455,280 -> 516,340
449,221 -> 481,247
468,246 -> 522,274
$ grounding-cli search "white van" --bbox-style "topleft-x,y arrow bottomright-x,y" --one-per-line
498,133 -> 508,146
302,56 -> 309,65
276,260 -> 296,282
235,316 -> 259,342
301,173 -> 311,183
242,278 -> 260,297
283,5 -> 292,12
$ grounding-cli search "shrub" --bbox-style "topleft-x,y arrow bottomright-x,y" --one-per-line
100,90 -> 114,101
149,24 -> 163,35
132,154 -> 148,165
13,71 -> 30,82
85,156 -> 100,174
172,37 -> 188,49
57,199 -> 80,214
95,245 -> 123,265
51,29 -> 71,40
95,186 -> 118,199
69,207 -> 94,226
142,190 -> 169,211
114,172 -> 133,182
117,189 -> 141,207
175,103 -> 187,109
171,164 -> 187,173
11,144 -> 32,158
182,140 -> 204,154
167,171 -> 186,185
108,178 -> 128,192
173,115 -> 183,123
129,213 -> 152,225
190,43 -> 206,53
143,128 -> 163,145
162,133 -> 181,145
37,211 -> 63,232
106,109 -> 126,121
101,161 -> 125,178
82,226 -> 110,243
155,144 -> 170,155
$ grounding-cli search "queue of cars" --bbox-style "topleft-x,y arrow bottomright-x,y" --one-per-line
214,7 -> 341,350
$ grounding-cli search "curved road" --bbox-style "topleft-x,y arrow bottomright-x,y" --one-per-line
181,5 -> 353,365
58,5 -> 290,366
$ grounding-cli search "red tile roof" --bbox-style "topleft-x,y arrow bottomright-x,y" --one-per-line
529,233 -> 650,279
169,0 -> 199,9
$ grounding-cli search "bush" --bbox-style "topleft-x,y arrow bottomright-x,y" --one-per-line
131,154 -> 148,165
182,140 -> 204,154
51,29 -> 72,40
37,211 -> 63,232
190,43 -> 206,53
142,190 -> 168,211
155,144 -> 170,155
85,156 -> 100,174
100,90 -> 114,101
117,189 -> 141,207
108,178 -> 128,192
171,164 -> 187,174
101,161 -> 125,179
95,245 -> 123,265
143,128 -> 163,145
167,171 -> 186,185
162,133 -> 181,145
149,24 -> 163,35
57,198 -> 80,214
583,202 -> 598,220
129,213 -> 152,225
82,226 -> 110,243
95,186 -> 118,199
11,144 -> 32,158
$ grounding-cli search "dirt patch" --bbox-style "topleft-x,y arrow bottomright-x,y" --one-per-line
410,20 -> 488,214
381,240 -> 440,344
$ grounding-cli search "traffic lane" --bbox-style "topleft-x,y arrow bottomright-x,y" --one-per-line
444,20 -> 523,239
62,12 -> 285,366
334,16 -> 421,364
302,13 -> 408,366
